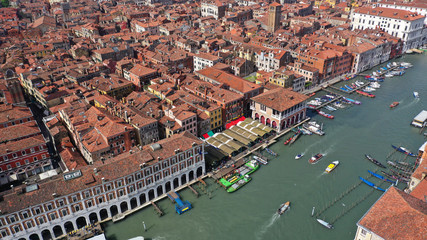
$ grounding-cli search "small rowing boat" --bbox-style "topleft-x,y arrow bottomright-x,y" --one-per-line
277,201 -> 290,215
295,153 -> 304,160
364,154 -> 386,168
309,153 -> 323,164
325,161 -> 339,173
359,177 -> 386,192
316,219 -> 333,229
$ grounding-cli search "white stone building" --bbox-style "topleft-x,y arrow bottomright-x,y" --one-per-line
0,132 -> 205,240
350,7 -> 426,52
377,1 -> 427,24
193,53 -> 221,72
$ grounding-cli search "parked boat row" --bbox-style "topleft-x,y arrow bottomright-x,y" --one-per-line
219,160 -> 260,193
359,176 -> 386,192
367,170 -> 396,184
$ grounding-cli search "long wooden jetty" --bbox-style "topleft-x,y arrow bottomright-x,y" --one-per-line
187,184 -> 199,197
151,201 -> 164,216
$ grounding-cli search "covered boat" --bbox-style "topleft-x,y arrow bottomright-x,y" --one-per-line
391,145 -> 416,157
325,161 -> 339,173
316,219 -> 333,229
309,153 -> 323,164
277,201 -> 290,215
253,155 -> 268,165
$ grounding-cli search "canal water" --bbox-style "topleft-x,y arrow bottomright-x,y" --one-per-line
103,54 -> 427,240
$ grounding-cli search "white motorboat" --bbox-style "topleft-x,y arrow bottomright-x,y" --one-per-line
317,219 -> 334,229
295,153 -> 304,160
370,82 -> 381,88
325,161 -> 339,173
414,92 -> 419,98
277,201 -> 290,215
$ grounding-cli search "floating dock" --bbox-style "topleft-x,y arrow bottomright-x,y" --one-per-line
167,192 -> 192,214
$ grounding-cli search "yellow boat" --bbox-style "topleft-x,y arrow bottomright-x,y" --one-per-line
325,161 -> 339,173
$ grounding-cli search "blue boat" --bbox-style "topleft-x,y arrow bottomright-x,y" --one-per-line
368,170 -> 396,184
344,85 -> 353,91
342,97 -> 361,105
340,87 -> 349,92
359,177 -> 386,192
391,145 -> 416,157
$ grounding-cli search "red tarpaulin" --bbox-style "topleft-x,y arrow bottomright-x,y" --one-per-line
203,133 -> 210,139
225,116 -> 246,129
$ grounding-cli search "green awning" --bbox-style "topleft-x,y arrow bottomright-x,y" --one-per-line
214,133 -> 246,151
244,118 -> 275,132
229,125 -> 259,142
206,137 -> 235,155
208,131 -> 214,137
238,121 -> 267,137
223,129 -> 252,145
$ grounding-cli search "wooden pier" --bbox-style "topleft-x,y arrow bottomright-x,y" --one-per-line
187,184 -> 199,197
151,201 -> 164,216
198,178 -> 207,186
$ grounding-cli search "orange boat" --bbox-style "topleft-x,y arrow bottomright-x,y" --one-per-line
284,137 -> 292,145
390,102 -> 399,108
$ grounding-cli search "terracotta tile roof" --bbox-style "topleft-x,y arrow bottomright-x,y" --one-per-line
0,135 -> 45,156
251,88 -> 308,112
0,105 -> 33,124
353,7 -> 425,21
409,178 -> 427,202
412,145 -> 427,180
196,67 -> 262,94
0,121 -> 41,143
358,187 -> 427,240
129,64 -> 157,77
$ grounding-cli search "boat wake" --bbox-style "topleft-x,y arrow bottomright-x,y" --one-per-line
396,98 -> 419,111
255,212 -> 281,239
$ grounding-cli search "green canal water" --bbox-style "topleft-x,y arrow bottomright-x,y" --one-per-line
103,54 -> 427,240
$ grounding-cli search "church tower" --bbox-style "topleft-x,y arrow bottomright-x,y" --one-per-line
268,2 -> 282,33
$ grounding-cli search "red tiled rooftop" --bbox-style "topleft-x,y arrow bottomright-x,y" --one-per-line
358,186 -> 427,240
251,88 -> 308,112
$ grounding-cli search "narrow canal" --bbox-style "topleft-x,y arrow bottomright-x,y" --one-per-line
103,54 -> 427,240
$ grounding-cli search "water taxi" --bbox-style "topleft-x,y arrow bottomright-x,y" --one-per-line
316,219 -> 333,229
309,153 -> 323,164
390,102 -> 399,108
325,161 -> 339,173
277,201 -> 290,215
